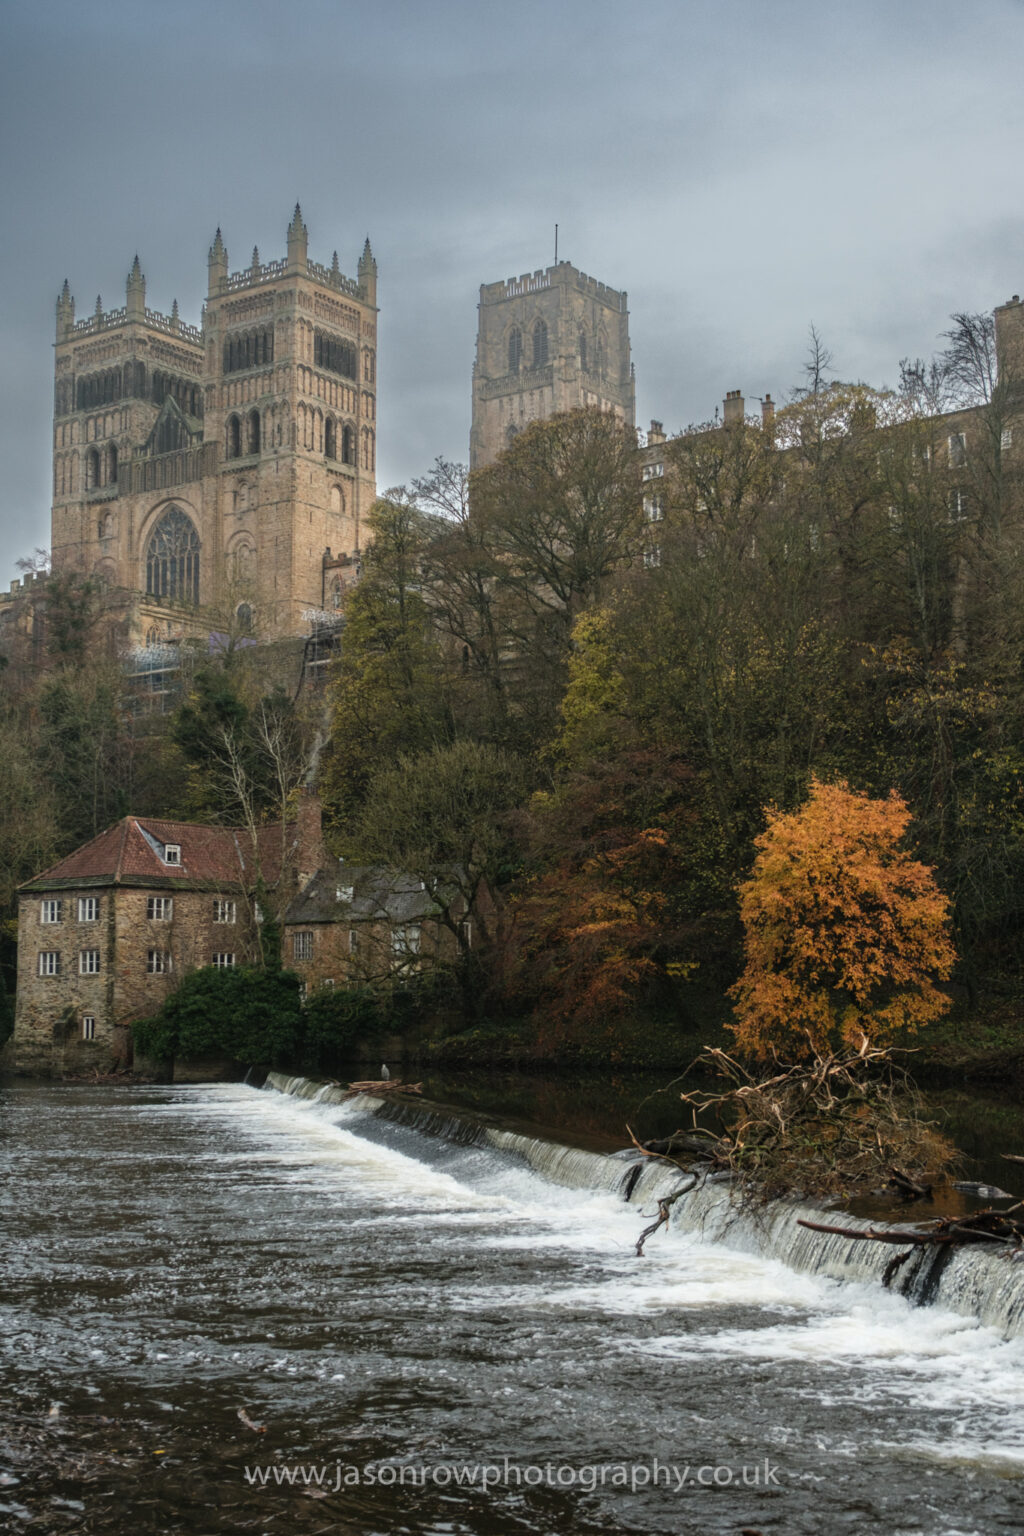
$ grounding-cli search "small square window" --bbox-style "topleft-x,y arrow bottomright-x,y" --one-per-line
78,896 -> 99,922
147,896 -> 173,920
147,949 -> 171,974
40,899 -> 62,925
79,949 -> 101,975
81,1015 -> 96,1041
212,952 -> 236,969
164,844 -> 181,865
213,899 -> 236,924
38,951 -> 61,976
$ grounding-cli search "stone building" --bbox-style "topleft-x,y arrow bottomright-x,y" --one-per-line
470,259 -> 634,470
45,206 -> 378,647
283,863 -> 475,996
3,795 -> 326,1076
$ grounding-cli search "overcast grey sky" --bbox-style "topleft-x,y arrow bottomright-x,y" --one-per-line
2,0 -> 1024,582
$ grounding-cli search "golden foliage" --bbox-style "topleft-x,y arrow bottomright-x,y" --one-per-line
729,777 -> 956,1060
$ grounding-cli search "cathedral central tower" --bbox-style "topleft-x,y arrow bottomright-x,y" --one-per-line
470,259 -> 634,470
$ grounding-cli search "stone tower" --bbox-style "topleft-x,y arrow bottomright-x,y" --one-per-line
49,207 -> 378,643
470,259 -> 634,470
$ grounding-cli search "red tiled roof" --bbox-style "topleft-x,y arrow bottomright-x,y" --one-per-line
22,816 -> 275,890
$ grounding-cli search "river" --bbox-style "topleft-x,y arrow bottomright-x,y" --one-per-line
1,1078 -> 1022,1534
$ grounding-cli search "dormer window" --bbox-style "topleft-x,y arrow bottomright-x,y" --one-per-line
336,885 -> 354,904
164,844 -> 181,865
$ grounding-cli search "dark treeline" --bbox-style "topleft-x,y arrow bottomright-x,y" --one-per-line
3,316 -> 1024,1062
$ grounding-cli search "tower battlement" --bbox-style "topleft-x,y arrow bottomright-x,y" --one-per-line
48,205 -> 379,646
471,257 -> 634,469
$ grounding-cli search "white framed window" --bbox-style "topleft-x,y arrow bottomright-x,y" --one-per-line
460,918 -> 474,948
163,844 -> 181,865
38,951 -> 61,976
40,899 -> 62,925
212,952 -> 236,969
297,980 -> 308,1001
949,489 -> 969,522
213,899 -> 236,924
147,950 -> 171,974
81,1015 -> 96,1041
293,931 -> 313,961
1001,428 -> 1013,451
79,949 -> 101,975
642,461 -> 664,482
644,545 -> 662,569
391,924 -> 421,956
336,884 -> 354,904
948,432 -> 966,468
147,896 -> 173,920
644,494 -> 664,523
78,896 -> 99,922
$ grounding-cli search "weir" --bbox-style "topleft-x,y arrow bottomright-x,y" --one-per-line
266,1071 -> 1024,1339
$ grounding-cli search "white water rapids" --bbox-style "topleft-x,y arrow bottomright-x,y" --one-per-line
1,1076 -> 1022,1534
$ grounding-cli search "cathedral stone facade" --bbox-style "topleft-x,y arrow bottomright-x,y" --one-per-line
470,259 -> 634,470
49,207 -> 378,644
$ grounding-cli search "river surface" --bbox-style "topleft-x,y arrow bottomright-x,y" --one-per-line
1,1080 -> 1023,1534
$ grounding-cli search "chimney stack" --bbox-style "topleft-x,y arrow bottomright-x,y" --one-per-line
648,419 -> 666,445
723,389 -> 745,428
761,393 -> 775,428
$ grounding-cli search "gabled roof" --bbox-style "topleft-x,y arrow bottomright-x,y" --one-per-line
285,860 -> 458,927
20,816 -> 276,892
142,394 -> 202,454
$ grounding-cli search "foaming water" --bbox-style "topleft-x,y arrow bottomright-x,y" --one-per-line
2,1078 -> 1023,1535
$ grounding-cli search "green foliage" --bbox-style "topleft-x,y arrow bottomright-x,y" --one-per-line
321,497 -> 455,827
303,985 -> 385,1070
133,966 -> 302,1067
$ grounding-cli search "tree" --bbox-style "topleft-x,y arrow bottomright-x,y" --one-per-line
729,778 -> 956,1060
470,407 -> 643,634
320,496 -> 455,826
347,739 -> 529,1004
133,965 -> 302,1068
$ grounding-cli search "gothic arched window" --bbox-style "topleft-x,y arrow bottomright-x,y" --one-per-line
248,408 -> 261,456
532,320 -> 548,368
85,447 -> 100,490
508,328 -> 522,374
325,417 -> 336,460
341,423 -> 353,464
226,415 -> 241,459
145,506 -> 200,604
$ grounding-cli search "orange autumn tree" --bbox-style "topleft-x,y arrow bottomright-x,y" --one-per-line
729,778 -> 956,1061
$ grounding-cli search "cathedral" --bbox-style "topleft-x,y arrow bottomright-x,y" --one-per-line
48,206 -> 378,645
470,259 -> 634,469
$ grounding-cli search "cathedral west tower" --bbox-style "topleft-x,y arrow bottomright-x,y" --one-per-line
49,206 -> 378,644
470,259 -> 634,470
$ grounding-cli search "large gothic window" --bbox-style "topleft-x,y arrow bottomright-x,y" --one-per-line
145,506 -> 200,604
532,320 -> 548,368
508,328 -> 522,374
